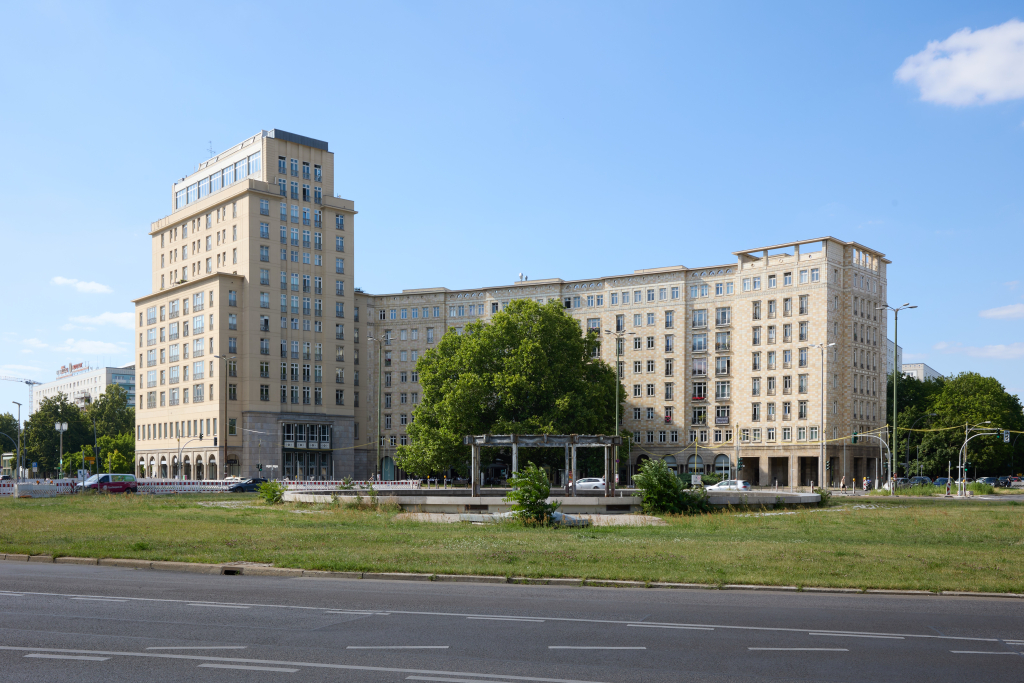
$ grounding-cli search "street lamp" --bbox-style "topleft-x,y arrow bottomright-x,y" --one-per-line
54,421 -> 69,479
604,329 -> 634,492
906,412 -> 937,478
12,401 -> 21,483
877,303 -> 916,491
958,422 -> 997,497
810,342 -> 836,489
366,334 -> 386,481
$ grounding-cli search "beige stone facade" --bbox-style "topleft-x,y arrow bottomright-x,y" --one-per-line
356,238 -> 891,486
133,130 -> 358,480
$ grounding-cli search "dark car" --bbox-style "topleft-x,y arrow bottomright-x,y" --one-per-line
977,477 -> 1000,487
227,478 -> 268,493
77,473 -> 138,494
934,477 -> 952,488
908,476 -> 932,486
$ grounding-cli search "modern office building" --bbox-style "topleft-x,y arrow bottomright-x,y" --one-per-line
902,362 -> 941,381
133,130 -> 357,480
356,237 -> 890,487
33,363 -> 136,412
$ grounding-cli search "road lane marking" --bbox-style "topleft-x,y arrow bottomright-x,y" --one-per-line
72,597 -> 128,602
0,593 -> 24,597
348,646 -> 450,649
326,610 -> 390,615
548,647 -> 646,650
628,624 -> 713,631
467,617 -> 544,623
408,678 -> 519,683
25,654 -> 110,661
951,651 -> 1021,655
753,651 -> 847,655
199,663 -> 299,672
0,587 -> 1004,643
810,633 -> 904,639
187,603 -> 250,609
0,646 -> 608,683
147,646 -> 248,650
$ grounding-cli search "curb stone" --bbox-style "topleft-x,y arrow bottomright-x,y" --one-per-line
2,554 -> 1023,599
54,557 -> 99,566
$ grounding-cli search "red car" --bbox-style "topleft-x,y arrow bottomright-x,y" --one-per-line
78,473 -> 138,494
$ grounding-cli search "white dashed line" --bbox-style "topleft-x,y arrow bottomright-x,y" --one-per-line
72,597 -> 128,603
950,651 -> 1021,655
749,651 -> 851,655
810,633 -> 904,639
199,663 -> 299,672
147,646 -> 247,650
467,617 -> 544,623
187,603 -> 250,609
25,654 -> 110,661
548,647 -> 646,650
348,646 -> 450,649
628,624 -> 713,631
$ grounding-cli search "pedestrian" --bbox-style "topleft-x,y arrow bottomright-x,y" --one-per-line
840,476 -> 846,494
863,476 -> 871,492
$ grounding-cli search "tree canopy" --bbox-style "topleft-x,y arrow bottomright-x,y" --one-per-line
395,299 -> 622,477
890,371 -> 1024,476
85,384 -> 135,439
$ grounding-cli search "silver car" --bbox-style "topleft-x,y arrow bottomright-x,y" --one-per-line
574,477 -> 605,491
705,480 -> 751,491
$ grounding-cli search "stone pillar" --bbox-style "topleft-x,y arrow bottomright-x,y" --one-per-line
564,444 -> 571,496
471,444 -> 480,497
604,445 -> 612,497
511,442 -> 518,474
571,445 -> 578,497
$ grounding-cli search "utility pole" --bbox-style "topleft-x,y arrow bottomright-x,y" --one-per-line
877,303 -> 916,490
13,401 -> 21,483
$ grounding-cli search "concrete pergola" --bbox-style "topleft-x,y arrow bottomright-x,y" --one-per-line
462,434 -> 622,497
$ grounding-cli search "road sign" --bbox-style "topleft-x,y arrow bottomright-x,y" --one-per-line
32,462 -> 37,472
84,456 -> 96,463
691,474 -> 702,486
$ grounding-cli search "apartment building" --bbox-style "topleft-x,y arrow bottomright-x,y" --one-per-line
132,130 -> 358,480
902,362 -> 941,382
33,363 -> 136,412
356,238 -> 890,486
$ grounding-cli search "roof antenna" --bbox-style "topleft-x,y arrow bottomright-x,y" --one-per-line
206,141 -> 214,157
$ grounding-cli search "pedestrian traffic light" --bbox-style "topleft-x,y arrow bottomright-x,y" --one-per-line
852,431 -> 858,444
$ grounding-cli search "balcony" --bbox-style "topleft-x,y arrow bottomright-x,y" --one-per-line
260,206 -> 269,216
302,217 -> 311,226
168,310 -> 178,319
691,418 -> 707,426
715,343 -> 730,352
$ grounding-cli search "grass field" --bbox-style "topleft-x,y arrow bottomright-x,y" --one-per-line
1,494 -> 1022,593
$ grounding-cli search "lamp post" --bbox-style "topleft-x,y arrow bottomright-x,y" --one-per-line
877,303 -> 916,491
604,329 -> 634,492
959,422 -> 997,497
906,412 -> 937,478
810,342 -> 836,489
367,334 -> 386,481
12,401 -> 21,483
54,421 -> 68,479
214,354 -> 236,480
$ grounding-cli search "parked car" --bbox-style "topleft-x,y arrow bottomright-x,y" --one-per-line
998,476 -> 1021,486
227,478 -> 268,493
933,477 -> 952,488
705,480 -> 751,491
882,477 -> 910,491
0,474 -> 12,481
908,476 -> 932,486
977,477 -> 1000,487
77,473 -> 138,494
574,477 -> 605,491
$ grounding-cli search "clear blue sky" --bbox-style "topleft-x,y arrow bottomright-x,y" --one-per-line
1,1 -> 1022,418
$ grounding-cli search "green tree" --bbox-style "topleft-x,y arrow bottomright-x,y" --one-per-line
0,412 -> 21,454
892,372 -> 1024,476
22,393 -> 90,477
85,384 -> 135,439
97,432 -> 136,473
505,462 -> 559,522
395,299 -> 621,477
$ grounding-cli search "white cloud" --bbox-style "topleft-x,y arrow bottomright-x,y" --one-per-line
934,341 -> 1024,360
68,312 -> 134,329
895,19 -> 1024,106
23,338 -> 48,349
979,303 -> 1024,319
1,364 -> 42,374
51,276 -> 113,294
56,338 -> 125,354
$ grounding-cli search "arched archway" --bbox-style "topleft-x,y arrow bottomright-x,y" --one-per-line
183,457 -> 191,480
208,457 -> 217,480
687,454 -> 704,474
196,459 -> 205,481
138,459 -> 145,478
159,456 -> 167,479
148,458 -> 156,478
663,455 -> 677,475
714,454 -> 730,477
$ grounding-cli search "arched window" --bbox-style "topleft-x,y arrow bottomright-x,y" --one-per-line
208,457 -> 217,480
663,455 -> 677,474
196,459 -> 205,481
714,454 -> 731,477
687,454 -> 703,473
160,456 -> 167,479
183,457 -> 192,480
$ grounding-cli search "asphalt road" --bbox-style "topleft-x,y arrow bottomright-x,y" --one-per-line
0,562 -> 1021,682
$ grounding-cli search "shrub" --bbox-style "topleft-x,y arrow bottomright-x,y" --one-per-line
967,482 -> 995,495
505,463 -> 559,522
257,480 -> 285,505
678,487 -> 712,514
814,487 -> 832,507
634,459 -> 685,514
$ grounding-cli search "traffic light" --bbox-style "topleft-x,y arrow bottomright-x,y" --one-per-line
214,437 -> 218,446
852,431 -> 858,444
258,463 -> 263,472
199,432 -> 203,441
737,457 -> 743,470
826,460 -> 831,471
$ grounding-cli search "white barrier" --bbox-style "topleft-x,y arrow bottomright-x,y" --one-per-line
0,481 -> 77,497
